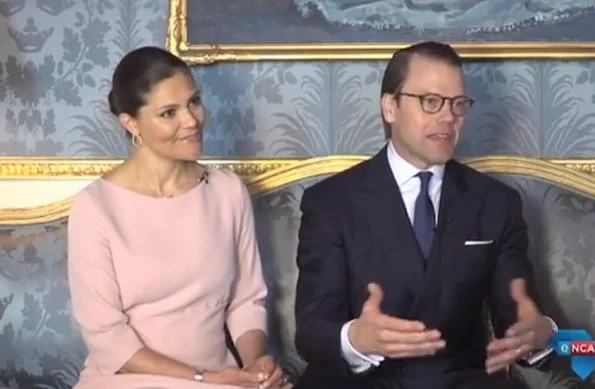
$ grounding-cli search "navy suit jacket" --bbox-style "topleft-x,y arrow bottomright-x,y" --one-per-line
294,146 -> 538,389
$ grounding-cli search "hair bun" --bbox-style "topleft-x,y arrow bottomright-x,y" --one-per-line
107,90 -> 119,116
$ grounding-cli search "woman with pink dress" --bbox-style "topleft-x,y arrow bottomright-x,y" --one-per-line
67,46 -> 290,389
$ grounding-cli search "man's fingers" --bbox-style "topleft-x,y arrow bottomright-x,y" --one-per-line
361,283 -> 384,315
505,319 -> 533,338
375,315 -> 426,332
486,362 -> 509,375
487,337 -> 521,354
486,328 -> 535,375
510,278 -> 539,320
389,350 -> 436,359
378,328 -> 442,344
366,326 -> 446,358
386,341 -> 446,358
358,289 -> 445,360
510,278 -> 529,304
384,339 -> 446,354
486,344 -> 532,374
487,330 -> 535,354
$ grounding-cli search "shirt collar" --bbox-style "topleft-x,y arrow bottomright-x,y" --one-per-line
386,141 -> 445,186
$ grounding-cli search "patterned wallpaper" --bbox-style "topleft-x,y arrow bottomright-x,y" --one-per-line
0,0 -> 164,156
0,0 -> 594,159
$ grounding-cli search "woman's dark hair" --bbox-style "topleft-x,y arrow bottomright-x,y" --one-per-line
108,46 -> 190,118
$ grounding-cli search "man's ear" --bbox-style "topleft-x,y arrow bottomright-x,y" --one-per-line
381,93 -> 398,125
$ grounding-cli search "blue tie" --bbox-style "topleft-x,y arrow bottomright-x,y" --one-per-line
413,172 -> 435,259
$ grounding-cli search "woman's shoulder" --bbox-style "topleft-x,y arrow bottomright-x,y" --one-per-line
70,172 -> 132,214
68,178 -> 109,225
71,178 -> 104,205
205,166 -> 250,205
206,166 -> 245,191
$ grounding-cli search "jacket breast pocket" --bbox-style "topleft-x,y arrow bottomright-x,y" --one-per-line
463,243 -> 491,260
455,242 -> 495,284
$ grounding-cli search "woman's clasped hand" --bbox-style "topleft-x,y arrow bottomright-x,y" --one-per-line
204,355 -> 292,388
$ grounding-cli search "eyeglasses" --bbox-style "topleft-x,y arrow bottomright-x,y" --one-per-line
396,92 -> 475,117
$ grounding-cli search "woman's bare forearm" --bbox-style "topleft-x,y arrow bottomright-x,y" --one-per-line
118,347 -> 196,379
234,329 -> 268,367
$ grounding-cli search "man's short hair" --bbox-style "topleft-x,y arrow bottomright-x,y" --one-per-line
381,41 -> 463,139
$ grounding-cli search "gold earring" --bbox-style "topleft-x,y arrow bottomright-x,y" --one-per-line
131,133 -> 143,147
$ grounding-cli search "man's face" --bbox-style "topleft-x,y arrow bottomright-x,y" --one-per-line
381,55 -> 472,169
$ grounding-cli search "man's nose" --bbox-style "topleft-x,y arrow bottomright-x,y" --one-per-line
438,102 -> 455,122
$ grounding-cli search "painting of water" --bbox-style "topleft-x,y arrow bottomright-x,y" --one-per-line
187,0 -> 595,44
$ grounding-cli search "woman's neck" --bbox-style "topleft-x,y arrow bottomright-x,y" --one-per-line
126,151 -> 197,198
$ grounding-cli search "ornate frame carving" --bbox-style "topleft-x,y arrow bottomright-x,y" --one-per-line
166,0 -> 595,64
2,156 -> 595,225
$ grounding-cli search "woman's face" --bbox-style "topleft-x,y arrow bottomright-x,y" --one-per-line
125,71 -> 205,161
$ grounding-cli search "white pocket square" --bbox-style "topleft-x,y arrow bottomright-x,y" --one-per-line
464,240 -> 493,246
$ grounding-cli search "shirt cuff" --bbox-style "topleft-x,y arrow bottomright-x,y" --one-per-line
521,316 -> 558,365
340,320 -> 384,373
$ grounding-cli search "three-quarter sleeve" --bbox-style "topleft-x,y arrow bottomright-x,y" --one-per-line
67,190 -> 144,375
225,179 -> 268,342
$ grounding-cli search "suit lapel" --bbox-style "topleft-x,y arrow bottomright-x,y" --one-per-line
350,147 -> 426,304
409,161 -> 484,325
434,162 -> 483,273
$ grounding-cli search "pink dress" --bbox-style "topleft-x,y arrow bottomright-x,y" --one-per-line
67,167 -> 268,389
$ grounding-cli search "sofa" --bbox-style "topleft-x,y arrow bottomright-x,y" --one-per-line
0,155 -> 594,388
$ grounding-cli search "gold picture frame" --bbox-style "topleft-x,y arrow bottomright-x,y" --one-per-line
166,0 -> 595,64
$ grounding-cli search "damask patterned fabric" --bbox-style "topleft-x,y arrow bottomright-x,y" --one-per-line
0,174 -> 594,388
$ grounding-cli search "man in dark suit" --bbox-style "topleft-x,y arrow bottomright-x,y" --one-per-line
293,41 -> 557,389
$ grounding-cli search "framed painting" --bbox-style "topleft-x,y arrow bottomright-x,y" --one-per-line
166,0 -> 595,64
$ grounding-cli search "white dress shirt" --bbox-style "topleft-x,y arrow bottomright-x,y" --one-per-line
339,141 -> 555,373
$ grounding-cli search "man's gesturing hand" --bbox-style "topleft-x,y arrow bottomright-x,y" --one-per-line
485,279 -> 554,374
348,283 -> 446,358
